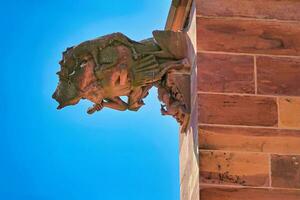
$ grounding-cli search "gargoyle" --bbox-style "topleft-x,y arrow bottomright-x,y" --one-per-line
52,31 -> 191,130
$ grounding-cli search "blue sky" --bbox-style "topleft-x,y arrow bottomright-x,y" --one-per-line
0,0 -> 180,199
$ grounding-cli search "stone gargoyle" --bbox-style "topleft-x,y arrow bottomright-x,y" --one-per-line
52,31 -> 191,130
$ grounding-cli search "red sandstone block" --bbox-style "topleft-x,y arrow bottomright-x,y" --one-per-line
272,154 -> 300,189
278,97 -> 300,129
197,53 -> 254,93
196,0 -> 300,21
198,93 -> 278,126
200,150 -> 269,186
257,56 -> 300,96
197,18 -> 300,56
199,125 -> 300,154
200,187 -> 300,200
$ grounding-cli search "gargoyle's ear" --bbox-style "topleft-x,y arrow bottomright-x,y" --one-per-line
56,71 -> 61,76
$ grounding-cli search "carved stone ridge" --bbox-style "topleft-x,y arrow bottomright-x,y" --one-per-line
52,30 -> 191,131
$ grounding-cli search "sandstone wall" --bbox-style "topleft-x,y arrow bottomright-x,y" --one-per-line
196,0 -> 300,199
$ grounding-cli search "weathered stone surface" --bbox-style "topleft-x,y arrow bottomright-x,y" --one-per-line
200,151 -> 269,186
179,3 -> 199,200
197,0 -> 300,199
196,0 -> 300,21
197,18 -> 300,56
257,56 -> 300,96
52,31 -> 192,128
271,155 -> 300,189
198,93 -> 278,126
198,53 -> 254,93
190,180 -> 200,200
279,97 -> 300,129
200,187 -> 300,200
199,126 -> 300,154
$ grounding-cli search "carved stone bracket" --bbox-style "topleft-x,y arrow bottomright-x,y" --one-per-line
52,30 -> 191,131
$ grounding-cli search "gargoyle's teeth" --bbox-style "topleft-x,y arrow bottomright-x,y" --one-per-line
69,71 -> 75,76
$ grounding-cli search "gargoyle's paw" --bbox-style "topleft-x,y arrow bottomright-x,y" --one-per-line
87,107 -> 96,115
94,104 -> 103,111
87,103 -> 103,115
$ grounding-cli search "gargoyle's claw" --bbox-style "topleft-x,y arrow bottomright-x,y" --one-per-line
87,107 -> 95,115
87,103 -> 103,115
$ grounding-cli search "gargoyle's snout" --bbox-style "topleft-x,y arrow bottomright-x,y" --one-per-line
52,91 -> 58,100
52,82 -> 81,110
52,91 -> 79,110
52,90 -> 64,110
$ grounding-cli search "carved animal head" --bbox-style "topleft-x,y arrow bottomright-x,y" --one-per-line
52,31 -> 191,132
52,47 -> 98,110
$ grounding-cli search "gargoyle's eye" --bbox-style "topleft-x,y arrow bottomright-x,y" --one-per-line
68,80 -> 72,85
